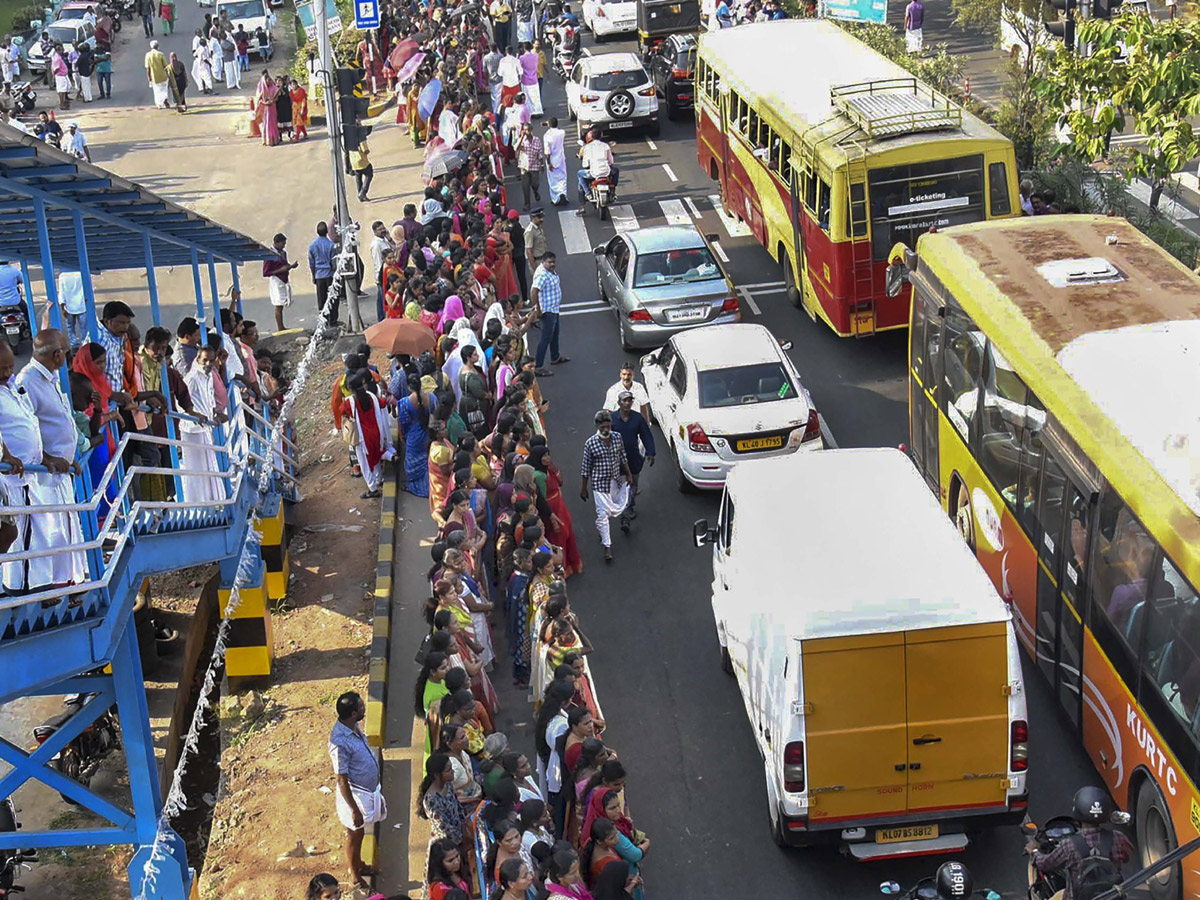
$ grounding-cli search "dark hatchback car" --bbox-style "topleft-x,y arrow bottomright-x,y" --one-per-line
648,32 -> 697,120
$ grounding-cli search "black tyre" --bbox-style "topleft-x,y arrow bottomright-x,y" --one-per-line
720,644 -> 733,675
605,88 -> 635,121
769,803 -> 788,847
598,201 -> 608,222
952,479 -> 975,553
666,99 -> 679,121
671,442 -> 694,493
1137,779 -> 1181,900
785,254 -> 804,309
55,749 -> 82,805
594,29 -> 605,42
646,117 -> 660,137
618,317 -> 634,352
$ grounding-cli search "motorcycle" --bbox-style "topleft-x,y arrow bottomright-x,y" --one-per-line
32,694 -> 122,805
116,0 -> 136,21
582,172 -> 613,220
880,863 -> 1001,900
0,304 -> 29,352
1023,810 -> 1131,900
9,82 -> 37,115
548,21 -> 577,80
0,797 -> 36,898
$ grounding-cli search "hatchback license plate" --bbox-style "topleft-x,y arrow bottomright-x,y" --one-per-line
735,435 -> 783,452
877,824 -> 939,844
666,306 -> 706,322
608,119 -> 634,128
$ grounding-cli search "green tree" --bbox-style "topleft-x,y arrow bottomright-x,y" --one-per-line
836,21 -> 966,95
1033,11 -> 1200,180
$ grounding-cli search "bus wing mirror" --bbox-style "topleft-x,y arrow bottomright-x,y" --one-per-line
693,517 -> 716,547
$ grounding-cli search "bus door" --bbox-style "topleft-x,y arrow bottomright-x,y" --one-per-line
907,285 -> 940,492
718,84 -> 733,212
1032,443 -> 1096,730
788,154 -> 807,311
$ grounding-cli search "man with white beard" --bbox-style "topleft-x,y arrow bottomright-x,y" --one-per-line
179,340 -> 228,505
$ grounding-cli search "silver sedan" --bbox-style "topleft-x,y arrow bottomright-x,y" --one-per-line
593,225 -> 741,351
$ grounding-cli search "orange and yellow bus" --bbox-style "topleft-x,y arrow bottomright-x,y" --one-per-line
695,19 -> 1019,337
890,214 -> 1200,900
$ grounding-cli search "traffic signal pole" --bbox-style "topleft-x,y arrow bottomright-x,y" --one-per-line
315,5 -> 364,332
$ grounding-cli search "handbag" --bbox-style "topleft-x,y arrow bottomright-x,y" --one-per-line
341,415 -> 359,447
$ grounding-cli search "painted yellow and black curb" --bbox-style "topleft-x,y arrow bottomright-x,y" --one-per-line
363,461 -> 398,870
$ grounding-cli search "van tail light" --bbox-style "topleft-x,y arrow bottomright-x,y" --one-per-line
580,93 -> 600,104
687,423 -> 715,453
1010,719 -> 1028,772
627,308 -> 652,323
801,408 -> 820,443
784,741 -> 805,792
720,296 -> 739,313
637,86 -> 657,97
672,67 -> 692,78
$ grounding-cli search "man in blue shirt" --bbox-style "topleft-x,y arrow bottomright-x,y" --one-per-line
329,691 -> 383,890
0,262 -> 23,310
609,390 -> 654,531
308,221 -> 339,325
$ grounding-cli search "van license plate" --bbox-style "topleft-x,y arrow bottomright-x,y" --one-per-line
736,435 -> 784,452
877,825 -> 939,844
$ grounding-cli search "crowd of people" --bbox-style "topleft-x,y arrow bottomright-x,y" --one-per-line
0,280 -> 289,599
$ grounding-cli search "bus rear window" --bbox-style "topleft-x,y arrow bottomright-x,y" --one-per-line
867,155 -> 986,260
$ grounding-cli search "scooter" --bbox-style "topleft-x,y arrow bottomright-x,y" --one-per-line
32,694 -> 122,804
548,21 -> 577,80
0,797 -> 37,898
0,304 -> 29,352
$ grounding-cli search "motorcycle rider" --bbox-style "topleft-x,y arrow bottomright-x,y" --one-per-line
1027,786 -> 1135,900
934,861 -> 974,900
576,129 -> 619,213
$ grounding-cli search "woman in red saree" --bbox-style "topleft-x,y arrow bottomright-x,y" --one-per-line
528,444 -> 582,577
486,220 -> 520,304
428,419 -> 455,525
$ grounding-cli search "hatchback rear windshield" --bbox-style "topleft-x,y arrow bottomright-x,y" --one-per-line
588,70 -> 646,91
633,246 -> 720,287
57,7 -> 87,17
698,362 -> 797,408
674,47 -> 696,68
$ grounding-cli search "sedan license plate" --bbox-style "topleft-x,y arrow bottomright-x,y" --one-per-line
666,306 -> 706,322
735,435 -> 784,452
877,824 -> 939,844
608,119 -> 634,128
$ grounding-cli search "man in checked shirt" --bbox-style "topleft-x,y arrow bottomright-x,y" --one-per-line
1027,786 -> 1134,900
580,408 -> 634,563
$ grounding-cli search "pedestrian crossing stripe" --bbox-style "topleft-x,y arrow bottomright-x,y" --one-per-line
559,281 -> 785,318
555,195 -> 755,255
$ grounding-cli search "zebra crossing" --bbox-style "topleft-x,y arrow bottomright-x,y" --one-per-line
547,194 -> 787,318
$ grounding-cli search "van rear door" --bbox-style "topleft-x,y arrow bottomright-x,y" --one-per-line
905,622 -> 1010,813
801,632 -> 908,823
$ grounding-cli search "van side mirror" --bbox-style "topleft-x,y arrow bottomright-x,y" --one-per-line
693,518 -> 717,548
885,262 -> 907,297
880,883 -> 901,896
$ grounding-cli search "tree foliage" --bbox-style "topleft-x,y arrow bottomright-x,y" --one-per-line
1032,11 -> 1200,180
836,21 -> 966,95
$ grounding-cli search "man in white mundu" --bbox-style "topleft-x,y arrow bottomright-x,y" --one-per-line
579,408 -> 633,564
180,342 -> 227,505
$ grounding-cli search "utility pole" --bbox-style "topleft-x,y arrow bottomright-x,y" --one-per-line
315,3 -> 364,332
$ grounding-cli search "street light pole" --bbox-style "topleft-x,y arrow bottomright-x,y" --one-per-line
315,4 -> 364,332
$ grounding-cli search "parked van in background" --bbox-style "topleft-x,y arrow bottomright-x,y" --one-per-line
693,448 -> 1029,859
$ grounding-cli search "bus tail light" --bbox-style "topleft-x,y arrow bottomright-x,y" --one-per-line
801,409 -> 820,443
784,741 -> 805,792
1010,719 -> 1028,771
672,67 -> 692,78
687,423 -> 715,453
720,296 -> 739,313
627,308 -> 652,323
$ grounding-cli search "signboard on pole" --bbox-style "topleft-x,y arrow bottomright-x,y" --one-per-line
355,0 -> 380,29
820,0 -> 887,23
296,0 -> 342,41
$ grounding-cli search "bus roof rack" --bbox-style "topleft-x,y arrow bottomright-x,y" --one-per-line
831,78 -> 963,140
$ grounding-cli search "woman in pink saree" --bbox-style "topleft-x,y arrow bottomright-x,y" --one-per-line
255,70 -> 281,146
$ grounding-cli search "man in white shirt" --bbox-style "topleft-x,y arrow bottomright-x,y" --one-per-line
59,121 -> 90,162
0,107 -> 28,133
603,362 -> 650,420
576,129 -> 619,209
368,220 -> 394,323
56,270 -> 88,348
497,45 -> 522,108
14,329 -> 86,591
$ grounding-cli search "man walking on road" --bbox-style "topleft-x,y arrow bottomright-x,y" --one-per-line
516,122 -> 543,209
530,250 -> 569,375
904,0 -> 924,53
610,391 -> 654,527
604,362 -> 650,420
308,221 -> 339,324
138,0 -> 155,37
580,409 -> 634,563
524,208 -> 548,287
329,691 -> 385,893
144,40 -> 170,108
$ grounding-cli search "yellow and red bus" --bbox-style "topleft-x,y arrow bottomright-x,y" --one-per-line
890,214 -> 1200,900
694,20 -> 1019,337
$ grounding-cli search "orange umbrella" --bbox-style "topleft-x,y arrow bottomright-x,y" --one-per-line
363,318 -> 438,356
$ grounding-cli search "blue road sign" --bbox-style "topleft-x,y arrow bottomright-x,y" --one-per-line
355,0 -> 381,29
822,0 -> 887,23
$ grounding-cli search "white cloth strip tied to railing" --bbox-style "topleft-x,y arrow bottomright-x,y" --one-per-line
134,227 -> 359,900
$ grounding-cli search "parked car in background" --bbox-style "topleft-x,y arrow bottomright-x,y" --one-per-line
582,0 -> 638,40
566,51 -> 660,140
26,19 -> 95,73
647,31 -> 695,119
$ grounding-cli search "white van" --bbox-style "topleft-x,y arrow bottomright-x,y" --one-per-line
214,0 -> 275,56
693,448 -> 1029,859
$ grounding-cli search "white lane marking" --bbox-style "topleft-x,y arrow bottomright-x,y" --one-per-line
708,193 -> 752,238
711,240 -> 730,263
645,136 -> 658,150
659,198 -> 690,226
559,209 -> 594,255
684,197 -> 702,219
562,299 -> 605,308
581,47 -> 592,56
662,163 -> 678,182
819,413 -> 839,449
735,286 -> 762,316
561,304 -> 610,317
740,280 -> 786,290
611,204 -> 638,234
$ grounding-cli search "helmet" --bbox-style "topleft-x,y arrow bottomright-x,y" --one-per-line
585,128 -> 596,143
935,862 -> 973,900
1073,786 -> 1113,824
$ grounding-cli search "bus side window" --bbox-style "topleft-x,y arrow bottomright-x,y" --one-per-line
941,309 -> 982,447
747,108 -> 761,147
817,178 -> 831,230
988,161 -> 1012,217
1091,490 -> 1160,645
728,90 -> 741,132
1138,558 -> 1200,754
978,340 -> 1043,523
697,58 -> 706,97
779,140 -> 792,184
803,165 -> 816,211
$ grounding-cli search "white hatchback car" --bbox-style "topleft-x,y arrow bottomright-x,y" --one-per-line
641,324 -> 823,490
566,51 -> 660,141
582,0 -> 638,40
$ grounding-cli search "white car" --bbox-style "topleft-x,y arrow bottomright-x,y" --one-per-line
214,0 -> 276,57
641,324 -> 823,491
566,51 -> 659,141
582,0 -> 638,40
26,20 -> 95,73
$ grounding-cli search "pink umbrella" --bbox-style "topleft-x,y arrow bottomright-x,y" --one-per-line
388,38 -> 421,71
395,51 -> 426,84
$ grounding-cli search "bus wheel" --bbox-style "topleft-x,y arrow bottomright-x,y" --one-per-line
721,644 -> 733,675
952,480 -> 975,552
784,254 -> 803,310
1137,779 -> 1181,900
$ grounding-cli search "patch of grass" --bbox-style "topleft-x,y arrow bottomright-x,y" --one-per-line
0,0 -> 26,35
